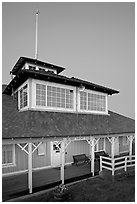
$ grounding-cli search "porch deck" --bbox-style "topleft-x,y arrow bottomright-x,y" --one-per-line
2,161 -> 100,201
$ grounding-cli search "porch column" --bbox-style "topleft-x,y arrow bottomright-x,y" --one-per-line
111,137 -> 115,159
111,137 -> 115,176
90,137 -> 95,176
28,142 -> 32,194
61,139 -> 65,184
129,135 -> 133,159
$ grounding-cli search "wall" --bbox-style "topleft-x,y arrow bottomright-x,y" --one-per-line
65,140 -> 90,163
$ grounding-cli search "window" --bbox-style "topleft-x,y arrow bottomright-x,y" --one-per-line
36,84 -> 46,106
2,144 -> 15,166
80,91 -> 106,112
123,136 -> 129,146
80,92 -> 87,110
20,84 -> 28,109
47,86 -> 73,109
38,143 -> 46,156
95,138 -> 105,151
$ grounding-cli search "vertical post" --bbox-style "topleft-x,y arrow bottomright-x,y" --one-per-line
129,136 -> 133,160
100,156 -> 102,172
124,156 -> 127,172
111,137 -> 115,176
35,10 -> 40,60
28,142 -> 32,193
90,137 -> 95,176
61,139 -> 65,184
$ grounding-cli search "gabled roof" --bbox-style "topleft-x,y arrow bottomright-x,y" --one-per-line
10,57 -> 65,75
3,69 -> 119,96
2,93 -> 135,139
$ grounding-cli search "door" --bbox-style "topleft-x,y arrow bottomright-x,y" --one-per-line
51,141 -> 61,167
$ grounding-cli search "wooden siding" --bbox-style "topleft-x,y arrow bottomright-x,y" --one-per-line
105,138 -> 111,155
119,136 -> 129,153
32,142 -> 51,168
3,142 -> 51,175
65,140 -> 89,163
2,145 -> 28,174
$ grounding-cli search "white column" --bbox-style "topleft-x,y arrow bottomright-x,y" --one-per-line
129,135 -> 133,159
111,137 -> 115,176
90,137 -> 95,176
61,139 -> 65,184
28,142 -> 32,194
111,137 -> 115,159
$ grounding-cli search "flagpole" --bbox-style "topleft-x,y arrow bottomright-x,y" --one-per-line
35,10 -> 40,60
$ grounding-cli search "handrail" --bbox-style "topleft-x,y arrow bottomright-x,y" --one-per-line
100,155 -> 135,176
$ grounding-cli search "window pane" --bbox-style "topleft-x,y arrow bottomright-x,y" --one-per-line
20,84 -> 28,109
2,145 -> 13,165
80,92 -> 87,110
47,86 -> 73,109
36,84 -> 46,106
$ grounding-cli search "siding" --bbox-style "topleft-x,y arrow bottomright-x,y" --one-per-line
3,142 -> 51,175
65,140 -> 89,163
119,136 -> 129,153
32,142 -> 51,168
2,145 -> 28,174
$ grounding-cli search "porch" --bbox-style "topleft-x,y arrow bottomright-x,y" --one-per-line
2,161 -> 100,201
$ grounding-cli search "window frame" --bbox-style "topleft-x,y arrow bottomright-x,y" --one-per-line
122,136 -> 129,146
38,142 -> 46,156
18,80 -> 29,111
2,144 -> 16,168
78,89 -> 108,114
34,80 -> 76,112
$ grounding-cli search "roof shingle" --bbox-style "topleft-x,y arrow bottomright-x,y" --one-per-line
2,93 -> 135,139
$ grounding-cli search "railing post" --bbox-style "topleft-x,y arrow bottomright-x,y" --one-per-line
112,157 -> 115,176
100,156 -> 102,172
124,156 -> 127,172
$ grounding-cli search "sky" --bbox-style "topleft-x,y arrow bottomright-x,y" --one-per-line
2,2 -> 135,119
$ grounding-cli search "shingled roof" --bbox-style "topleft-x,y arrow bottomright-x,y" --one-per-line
2,93 -> 135,139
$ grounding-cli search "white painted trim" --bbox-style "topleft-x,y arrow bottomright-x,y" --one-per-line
78,89 -> 108,114
17,80 -> 29,111
2,144 -> 16,167
28,143 -> 32,194
32,79 -> 76,112
2,169 -> 28,177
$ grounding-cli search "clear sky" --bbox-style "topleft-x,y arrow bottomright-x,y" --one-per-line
2,2 -> 135,119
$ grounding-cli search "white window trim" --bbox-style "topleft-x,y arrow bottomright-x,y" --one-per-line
78,89 -> 108,114
38,142 -> 46,156
18,80 -> 29,111
122,136 -> 129,146
25,62 -> 57,74
2,144 -> 16,168
32,79 -> 76,112
94,138 -> 105,152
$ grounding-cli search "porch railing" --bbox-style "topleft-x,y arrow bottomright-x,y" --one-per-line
100,155 -> 135,176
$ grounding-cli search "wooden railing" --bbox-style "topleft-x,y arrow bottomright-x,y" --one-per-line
100,155 -> 135,176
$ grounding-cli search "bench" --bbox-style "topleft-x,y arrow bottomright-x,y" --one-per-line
73,154 -> 90,166
95,151 -> 109,161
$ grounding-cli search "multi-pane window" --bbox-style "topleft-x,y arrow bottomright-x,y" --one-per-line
36,84 -> 46,106
80,91 -> 106,112
88,93 -> 106,111
20,84 -> 28,109
80,92 -> 87,110
2,144 -> 15,166
47,86 -> 73,109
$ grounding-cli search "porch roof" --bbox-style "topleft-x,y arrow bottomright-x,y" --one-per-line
2,93 -> 135,139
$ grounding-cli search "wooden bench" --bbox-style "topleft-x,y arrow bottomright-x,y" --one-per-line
73,154 -> 90,166
95,151 -> 109,161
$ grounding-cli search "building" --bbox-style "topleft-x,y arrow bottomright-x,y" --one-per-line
2,56 -> 135,199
